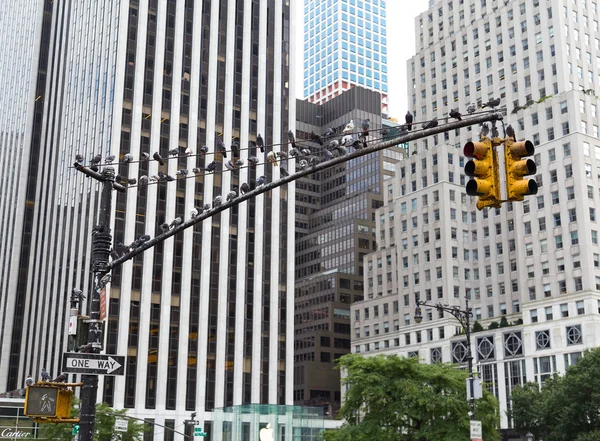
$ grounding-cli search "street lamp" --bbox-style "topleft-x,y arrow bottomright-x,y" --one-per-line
525,432 -> 534,441
414,297 -> 476,420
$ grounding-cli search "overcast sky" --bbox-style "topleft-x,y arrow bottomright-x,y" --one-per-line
294,0 -> 430,120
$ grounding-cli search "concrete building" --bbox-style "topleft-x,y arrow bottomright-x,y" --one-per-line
293,87 -> 404,417
0,1 -> 296,438
352,0 -> 600,432
302,0 -> 389,111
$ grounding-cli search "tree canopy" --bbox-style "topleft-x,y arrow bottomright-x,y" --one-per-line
511,348 -> 600,441
38,400 -> 148,441
325,354 -> 500,441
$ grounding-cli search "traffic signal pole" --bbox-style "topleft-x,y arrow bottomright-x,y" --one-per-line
76,166 -> 123,441
74,110 -> 503,438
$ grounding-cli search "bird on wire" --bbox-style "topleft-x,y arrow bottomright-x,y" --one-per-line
482,97 -> 501,109
310,131 -> 323,145
287,130 -> 296,148
361,118 -> 370,137
449,109 -> 462,121
40,368 -> 51,382
422,118 -> 438,129
217,139 -> 228,159
342,120 -> 355,134
153,152 -> 165,165
323,127 -> 337,138
506,124 -> 516,140
267,151 -> 278,166
256,134 -> 265,153
466,103 -> 477,114
405,111 -> 413,130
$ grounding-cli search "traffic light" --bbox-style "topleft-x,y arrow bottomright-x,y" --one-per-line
72,424 -> 80,435
464,136 -> 501,210
504,138 -> 538,201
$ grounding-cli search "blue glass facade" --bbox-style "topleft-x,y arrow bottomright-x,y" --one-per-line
303,0 -> 388,105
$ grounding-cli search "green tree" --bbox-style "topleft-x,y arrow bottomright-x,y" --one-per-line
325,354 -> 500,441
472,321 -> 484,333
38,399 -> 148,441
511,348 -> 600,441
499,316 -> 509,328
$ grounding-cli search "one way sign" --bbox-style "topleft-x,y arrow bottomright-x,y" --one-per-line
62,353 -> 125,376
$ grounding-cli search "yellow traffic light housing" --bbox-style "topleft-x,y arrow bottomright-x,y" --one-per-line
464,136 -> 501,210
504,138 -> 538,201
25,384 -> 77,423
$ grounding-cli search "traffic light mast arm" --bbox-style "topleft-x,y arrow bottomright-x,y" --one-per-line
106,111 -> 504,272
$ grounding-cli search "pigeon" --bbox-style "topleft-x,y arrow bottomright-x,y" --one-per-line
287,130 -> 296,148
491,121 -> 500,138
113,241 -> 130,257
380,128 -> 390,137
361,119 -> 370,137
479,122 -> 490,138
309,156 -> 320,166
323,127 -> 337,138
289,148 -> 300,158
337,145 -> 348,156
160,222 -> 170,233
224,160 -> 235,171
231,140 -> 240,158
149,176 -> 159,183
123,153 -> 134,163
213,195 -> 223,207
138,235 -> 151,243
90,154 -> 102,165
405,111 -> 413,130
310,131 -> 323,145
247,156 -> 259,166
280,167 -> 289,178
138,176 -> 149,186
301,148 -> 311,156
235,159 -> 244,167
423,118 -> 438,129
53,373 -> 67,383
276,151 -> 288,160
100,274 -> 111,287
205,161 -> 217,173
341,135 -> 354,146
297,160 -> 308,169
169,148 -> 180,156
75,153 -> 84,163
199,145 -> 209,155
190,208 -> 199,219
203,203 -> 211,211
226,191 -> 237,202
140,152 -> 150,161
115,174 -> 123,184
449,109 -> 462,121
323,149 -> 334,160
170,217 -> 183,228
328,139 -> 339,150
176,169 -> 188,177
41,368 -> 51,382
153,152 -> 165,165
127,178 -> 137,185
185,146 -> 194,155
466,103 -> 477,114
71,288 -> 85,302
241,183 -> 250,194
25,375 -> 34,387
256,134 -> 265,153
106,154 -> 116,164
217,139 -> 228,158
482,97 -> 501,109
506,124 -> 516,140
342,120 -> 355,134
256,176 -> 267,187
267,151 -> 278,166
192,167 -> 201,174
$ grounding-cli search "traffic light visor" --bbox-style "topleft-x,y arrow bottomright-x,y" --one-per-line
509,140 -> 534,157
464,141 -> 488,159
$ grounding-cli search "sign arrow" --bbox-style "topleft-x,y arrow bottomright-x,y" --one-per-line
62,353 -> 126,376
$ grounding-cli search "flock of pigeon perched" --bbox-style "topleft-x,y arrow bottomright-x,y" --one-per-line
74,99 -> 503,260
24,369 -> 68,386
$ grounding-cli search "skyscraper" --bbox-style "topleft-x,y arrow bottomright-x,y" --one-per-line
0,0 -> 294,436
293,87 -> 404,416
352,0 -> 600,432
302,0 -> 389,112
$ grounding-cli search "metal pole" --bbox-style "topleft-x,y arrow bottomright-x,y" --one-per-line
79,167 -> 115,441
465,298 -> 476,421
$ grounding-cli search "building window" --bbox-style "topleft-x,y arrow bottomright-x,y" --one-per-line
431,348 -> 442,363
536,330 -> 551,350
566,325 -> 582,345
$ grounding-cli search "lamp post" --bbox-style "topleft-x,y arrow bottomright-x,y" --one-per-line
414,297 -> 476,420
525,432 -> 534,441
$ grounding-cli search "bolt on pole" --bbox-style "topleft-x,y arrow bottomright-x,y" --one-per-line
79,167 -> 115,441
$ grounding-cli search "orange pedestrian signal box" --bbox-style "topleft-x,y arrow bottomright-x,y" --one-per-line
25,385 -> 73,419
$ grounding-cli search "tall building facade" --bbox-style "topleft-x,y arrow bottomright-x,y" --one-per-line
302,0 -> 389,111
293,87 -> 403,416
0,0 -> 295,437
352,0 -> 600,432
